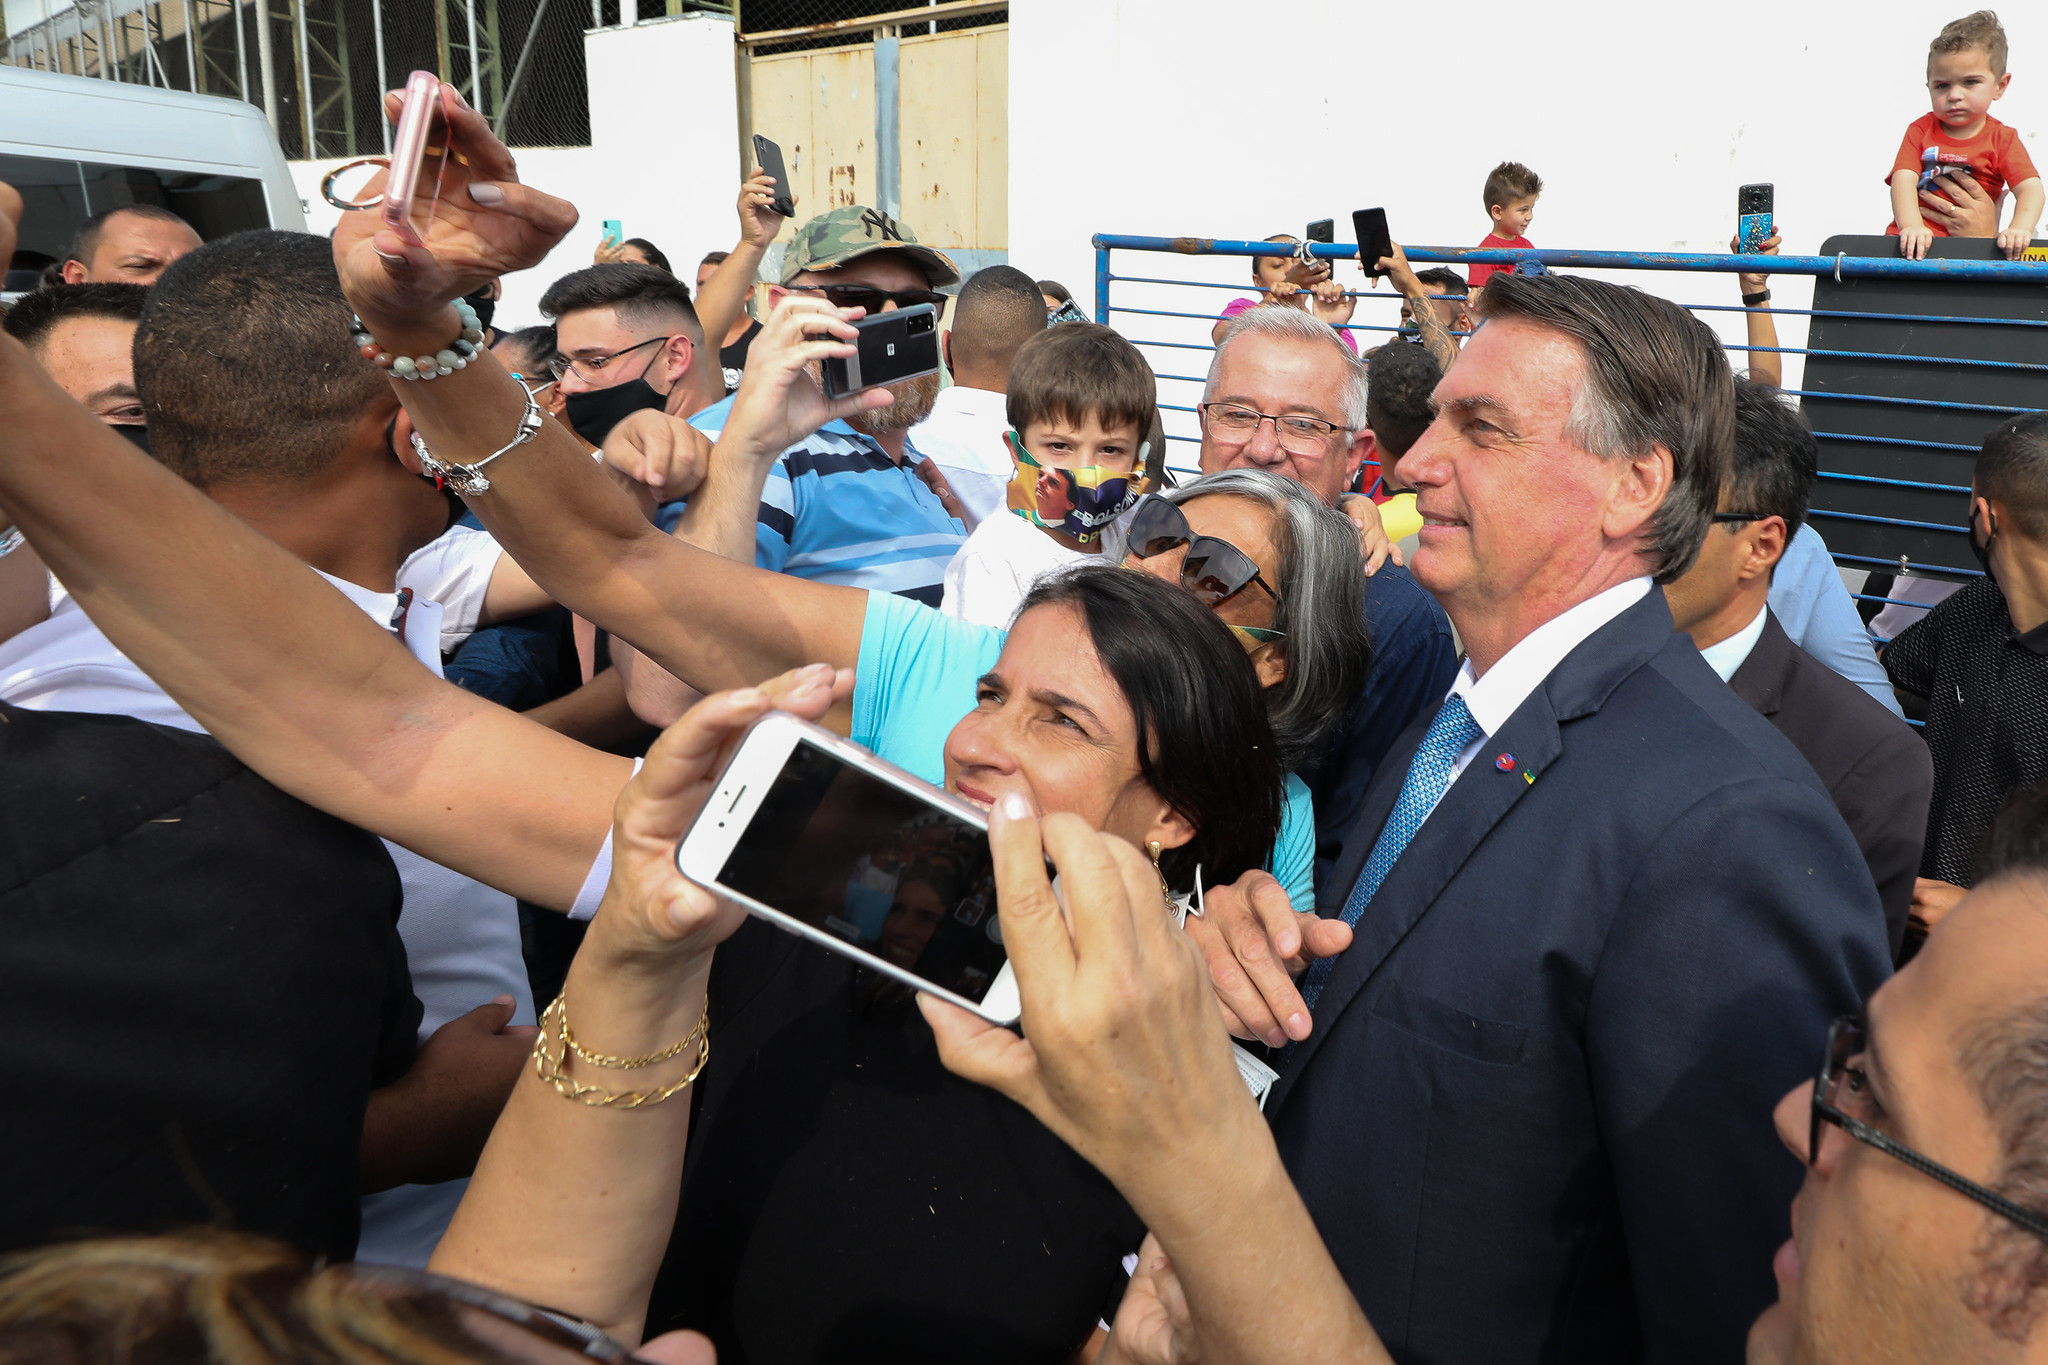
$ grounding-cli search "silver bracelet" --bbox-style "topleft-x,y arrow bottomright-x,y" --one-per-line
0,525 -> 24,558
410,387 -> 545,496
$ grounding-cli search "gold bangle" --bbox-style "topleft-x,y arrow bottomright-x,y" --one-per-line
530,995 -> 709,1110
557,987 -> 707,1069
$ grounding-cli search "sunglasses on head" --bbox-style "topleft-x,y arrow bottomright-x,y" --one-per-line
784,283 -> 950,312
1125,495 -> 1280,612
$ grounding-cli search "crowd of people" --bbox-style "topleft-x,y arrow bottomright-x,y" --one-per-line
0,9 -> 2046,1364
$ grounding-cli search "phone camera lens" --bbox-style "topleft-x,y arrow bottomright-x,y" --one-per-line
908,312 -> 934,334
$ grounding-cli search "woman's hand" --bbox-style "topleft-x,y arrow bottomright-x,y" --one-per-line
583,663 -> 853,980
921,799 -> 1263,1198
739,170 -> 787,249
718,295 -> 895,464
1920,170 -> 2000,239
1731,228 -> 1781,296
333,83 -> 577,338
1101,1234 -> 1199,1365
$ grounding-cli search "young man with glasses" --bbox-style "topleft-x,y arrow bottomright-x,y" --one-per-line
538,263 -> 713,446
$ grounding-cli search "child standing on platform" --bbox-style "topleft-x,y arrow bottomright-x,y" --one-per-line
1888,10 -> 2041,260
1467,161 -> 1543,294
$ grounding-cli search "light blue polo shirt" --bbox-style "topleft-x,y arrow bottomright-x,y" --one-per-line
667,395 -> 965,606
850,588 -> 1317,911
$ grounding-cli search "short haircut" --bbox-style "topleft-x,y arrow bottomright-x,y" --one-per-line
1957,781 -> 2048,1339
1976,411 -> 2048,541
1931,9 -> 2007,76
623,238 -> 671,275
134,230 -> 388,488
948,265 -> 1046,384
700,250 -> 730,269
63,204 -> 194,270
1037,278 -> 1072,304
538,263 -> 698,336
1364,340 -> 1443,460
1483,161 -> 1544,212
1015,564 -> 1283,893
1005,321 -> 1155,439
1206,304 -> 1371,431
1,282 -> 148,353
1477,271 -> 1734,583
1414,267 -> 1468,297
1160,469 -> 1372,771
1728,381 -> 1818,540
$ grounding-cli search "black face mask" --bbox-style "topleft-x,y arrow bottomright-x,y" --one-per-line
463,285 -> 497,335
1970,502 -> 1998,584
564,378 -> 667,446
110,423 -> 152,455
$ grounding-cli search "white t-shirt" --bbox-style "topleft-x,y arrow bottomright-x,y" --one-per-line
941,509 -> 1113,629
399,523 -> 506,658
910,385 -> 1013,531
0,554 -> 607,1268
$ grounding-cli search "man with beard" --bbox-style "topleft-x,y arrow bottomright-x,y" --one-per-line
679,205 -> 964,605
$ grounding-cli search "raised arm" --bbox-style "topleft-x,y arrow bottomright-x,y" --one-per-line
1378,244 -> 1458,375
1732,229 -> 1782,387
335,89 -> 881,698
686,170 -> 785,398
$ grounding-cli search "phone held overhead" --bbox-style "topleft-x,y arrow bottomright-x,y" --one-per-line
820,303 -> 941,400
674,712 -> 1022,1025
752,135 -> 798,218
1353,207 -> 1392,277
1737,183 -> 1775,253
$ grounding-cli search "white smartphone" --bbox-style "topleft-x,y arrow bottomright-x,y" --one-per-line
675,712 -> 1021,1025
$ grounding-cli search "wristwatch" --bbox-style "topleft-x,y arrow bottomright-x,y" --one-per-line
1742,289 -> 1772,307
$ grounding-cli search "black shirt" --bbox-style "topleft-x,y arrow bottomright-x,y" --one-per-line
0,704 -> 418,1259
1883,576 -> 2048,884
645,917 -> 1143,1365
721,319 -> 763,394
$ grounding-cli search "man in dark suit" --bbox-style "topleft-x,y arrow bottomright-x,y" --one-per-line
1664,381 -> 1932,959
1265,274 -> 1893,1363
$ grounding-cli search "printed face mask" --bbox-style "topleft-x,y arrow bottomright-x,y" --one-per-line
1004,430 -> 1147,544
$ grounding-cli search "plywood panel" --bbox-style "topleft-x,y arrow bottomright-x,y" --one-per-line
748,42 -> 876,242
899,26 -> 1006,251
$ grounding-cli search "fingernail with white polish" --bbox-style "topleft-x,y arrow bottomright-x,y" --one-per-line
998,790 -> 1033,822
469,183 -> 505,205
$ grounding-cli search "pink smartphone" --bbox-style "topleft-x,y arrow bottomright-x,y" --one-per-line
382,71 -> 449,247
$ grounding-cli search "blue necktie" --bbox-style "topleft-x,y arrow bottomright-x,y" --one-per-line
1299,694 -> 1484,1013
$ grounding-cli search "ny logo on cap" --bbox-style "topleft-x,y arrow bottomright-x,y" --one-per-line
858,207 -> 903,241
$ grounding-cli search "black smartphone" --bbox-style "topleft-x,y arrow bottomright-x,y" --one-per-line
1737,183 -> 1774,254
752,134 -> 797,218
1306,218 -> 1334,244
820,303 -> 941,399
1352,208 -> 1392,277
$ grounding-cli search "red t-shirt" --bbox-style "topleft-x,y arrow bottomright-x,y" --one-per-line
1468,233 -> 1533,289
1886,112 -> 2041,235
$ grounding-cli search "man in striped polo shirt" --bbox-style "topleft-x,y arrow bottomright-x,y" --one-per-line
677,205 -> 966,605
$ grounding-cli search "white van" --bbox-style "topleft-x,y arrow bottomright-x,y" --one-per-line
1,65 -> 303,293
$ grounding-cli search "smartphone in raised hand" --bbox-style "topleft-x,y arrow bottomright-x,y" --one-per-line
819,303 -> 941,399
752,135 -> 797,219
675,711 -> 1019,1024
1352,208 -> 1392,277
383,71 -> 450,248
1736,183 -> 1774,253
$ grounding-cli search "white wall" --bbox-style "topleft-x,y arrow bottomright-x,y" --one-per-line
1009,0 -> 2045,450
290,12 -> 737,328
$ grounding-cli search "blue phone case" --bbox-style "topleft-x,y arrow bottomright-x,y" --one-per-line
1737,211 -> 1773,254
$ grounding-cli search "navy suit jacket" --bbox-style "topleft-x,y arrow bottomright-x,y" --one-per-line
1274,588 -> 1891,1365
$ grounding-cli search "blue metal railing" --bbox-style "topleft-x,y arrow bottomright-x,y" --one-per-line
1090,234 -> 2048,624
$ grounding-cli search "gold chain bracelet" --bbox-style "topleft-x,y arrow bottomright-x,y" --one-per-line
558,987 -> 707,1069
530,993 -> 710,1110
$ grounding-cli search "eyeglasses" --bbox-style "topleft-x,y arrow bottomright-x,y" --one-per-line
1198,403 -> 1352,453
1810,1013 -> 2048,1244
547,334 -> 672,383
783,283 -> 949,312
1125,495 -> 1281,615
337,1263 -> 654,1363
1710,511 -> 1778,524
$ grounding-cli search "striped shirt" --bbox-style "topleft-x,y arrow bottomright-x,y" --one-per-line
675,395 -> 965,605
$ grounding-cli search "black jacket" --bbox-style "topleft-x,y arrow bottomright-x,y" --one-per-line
1730,609 -> 1931,956
1277,588 -> 1890,1364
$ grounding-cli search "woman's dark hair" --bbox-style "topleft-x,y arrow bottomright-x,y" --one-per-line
1015,565 -> 1283,892
1035,278 -> 1071,304
623,238 -> 672,275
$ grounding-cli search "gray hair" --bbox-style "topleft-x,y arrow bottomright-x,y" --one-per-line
1162,469 -> 1371,770
1205,304 -> 1371,432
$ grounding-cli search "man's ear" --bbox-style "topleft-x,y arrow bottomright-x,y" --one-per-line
765,284 -> 789,311
942,329 -> 954,375
1346,427 -> 1376,493
390,406 -> 423,475
1605,442 -> 1675,545
59,259 -> 89,285
1745,515 -> 1789,582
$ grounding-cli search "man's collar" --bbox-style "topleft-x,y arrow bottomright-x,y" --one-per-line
2017,616 -> 2048,655
1451,577 -> 1653,737
1698,603 -> 1770,682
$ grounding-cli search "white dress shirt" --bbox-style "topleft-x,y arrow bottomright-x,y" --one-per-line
1443,577 -> 1654,786
910,384 -> 1014,530
1696,603 -> 1770,682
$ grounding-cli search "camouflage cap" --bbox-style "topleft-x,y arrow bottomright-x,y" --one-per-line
779,205 -> 960,287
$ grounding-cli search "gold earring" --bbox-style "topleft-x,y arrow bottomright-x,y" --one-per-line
1148,841 -> 1173,909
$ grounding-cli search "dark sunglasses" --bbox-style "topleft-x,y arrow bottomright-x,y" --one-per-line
1125,495 -> 1279,609
784,283 -> 949,312
1810,1013 -> 2048,1244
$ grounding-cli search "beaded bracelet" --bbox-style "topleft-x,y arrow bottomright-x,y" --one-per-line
409,384 -> 544,496
351,298 -> 486,381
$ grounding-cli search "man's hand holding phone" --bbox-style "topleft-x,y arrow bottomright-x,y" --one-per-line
739,169 -> 787,249
719,295 -> 896,465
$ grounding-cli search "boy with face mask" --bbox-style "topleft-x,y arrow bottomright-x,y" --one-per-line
940,323 -> 1157,628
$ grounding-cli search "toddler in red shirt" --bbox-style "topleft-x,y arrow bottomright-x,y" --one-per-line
1888,10 -> 2042,259
1468,161 -> 1542,293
